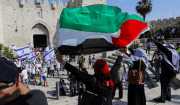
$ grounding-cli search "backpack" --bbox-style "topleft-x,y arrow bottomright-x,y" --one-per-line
128,60 -> 146,85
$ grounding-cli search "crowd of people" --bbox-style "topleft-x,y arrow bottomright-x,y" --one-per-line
13,58 -> 62,87
57,38 -> 180,105
0,38 -> 180,105
0,57 -> 48,105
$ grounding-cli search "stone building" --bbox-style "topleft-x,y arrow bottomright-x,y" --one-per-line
82,0 -> 106,6
0,0 -> 64,48
150,16 -> 180,32
0,0 -> 106,48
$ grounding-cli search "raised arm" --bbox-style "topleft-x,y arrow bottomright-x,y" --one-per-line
152,40 -> 171,57
56,52 -> 95,86
64,63 -> 94,83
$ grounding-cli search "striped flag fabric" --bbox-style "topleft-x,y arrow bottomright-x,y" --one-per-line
28,51 -> 36,62
54,4 -> 149,55
44,48 -> 55,62
14,46 -> 31,59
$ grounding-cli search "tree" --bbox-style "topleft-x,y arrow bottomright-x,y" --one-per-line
0,44 -> 15,59
67,0 -> 82,8
0,44 -> 3,56
136,0 -> 152,20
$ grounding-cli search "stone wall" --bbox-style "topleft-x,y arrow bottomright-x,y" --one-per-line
0,0 -> 4,44
82,0 -> 106,6
1,0 -> 64,47
0,0 -> 106,47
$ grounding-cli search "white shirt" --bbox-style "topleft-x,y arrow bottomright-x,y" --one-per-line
41,68 -> 47,77
21,69 -> 28,80
36,63 -> 42,68
15,61 -> 21,67
25,64 -> 31,73
31,67 -> 36,74
56,61 -> 61,69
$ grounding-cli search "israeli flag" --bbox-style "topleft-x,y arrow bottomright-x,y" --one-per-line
14,46 -> 31,59
28,51 -> 36,62
44,48 -> 55,62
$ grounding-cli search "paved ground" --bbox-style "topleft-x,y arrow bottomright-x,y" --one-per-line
29,52 -> 180,105
29,75 -> 180,105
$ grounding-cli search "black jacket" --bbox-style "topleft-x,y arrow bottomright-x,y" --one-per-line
3,90 -> 48,105
64,63 -> 113,105
153,41 -> 177,79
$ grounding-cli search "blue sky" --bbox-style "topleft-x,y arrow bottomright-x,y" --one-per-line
107,0 -> 180,21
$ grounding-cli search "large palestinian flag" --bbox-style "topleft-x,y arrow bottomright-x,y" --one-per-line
54,4 -> 149,55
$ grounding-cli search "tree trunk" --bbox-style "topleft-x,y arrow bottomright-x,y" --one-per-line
143,15 -> 146,21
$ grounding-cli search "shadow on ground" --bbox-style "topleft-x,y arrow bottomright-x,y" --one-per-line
172,95 -> 180,100
171,95 -> 180,104
47,96 -> 57,100
113,100 -> 127,105
147,99 -> 157,103
147,95 -> 180,105
47,90 -> 57,96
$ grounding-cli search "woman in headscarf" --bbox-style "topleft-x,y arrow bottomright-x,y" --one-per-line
120,46 -> 147,105
56,52 -> 114,105
128,59 -> 146,105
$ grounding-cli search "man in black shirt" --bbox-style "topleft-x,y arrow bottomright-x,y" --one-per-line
0,57 -> 48,105
153,40 -> 179,103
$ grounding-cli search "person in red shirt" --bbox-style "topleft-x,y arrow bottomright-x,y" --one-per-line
56,52 -> 114,105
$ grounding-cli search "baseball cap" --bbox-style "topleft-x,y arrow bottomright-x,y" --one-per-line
0,57 -> 18,84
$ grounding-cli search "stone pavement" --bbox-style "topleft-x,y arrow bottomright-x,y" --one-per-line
29,52 -> 180,105
29,75 -> 180,105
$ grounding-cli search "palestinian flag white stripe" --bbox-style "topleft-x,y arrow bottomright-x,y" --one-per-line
54,28 -> 120,47
54,4 -> 149,54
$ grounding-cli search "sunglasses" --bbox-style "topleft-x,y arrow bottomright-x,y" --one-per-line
0,83 -> 14,90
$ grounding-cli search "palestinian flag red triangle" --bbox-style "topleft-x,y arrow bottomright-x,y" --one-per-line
112,19 -> 148,48
54,4 -> 149,55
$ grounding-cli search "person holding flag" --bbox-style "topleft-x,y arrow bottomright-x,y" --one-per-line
152,39 -> 180,103
56,51 -> 114,105
53,4 -> 149,55
54,4 -> 149,105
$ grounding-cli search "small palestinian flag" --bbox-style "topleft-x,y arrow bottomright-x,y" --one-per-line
54,4 -> 149,55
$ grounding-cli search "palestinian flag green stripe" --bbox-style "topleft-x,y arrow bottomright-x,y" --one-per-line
59,4 -> 144,33
54,4 -> 149,55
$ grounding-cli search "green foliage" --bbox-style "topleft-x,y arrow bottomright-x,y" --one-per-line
136,0 -> 152,20
0,43 -> 3,51
0,43 -> 15,59
0,43 -> 3,56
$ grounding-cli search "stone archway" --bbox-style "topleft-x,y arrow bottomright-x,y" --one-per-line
32,23 -> 50,48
